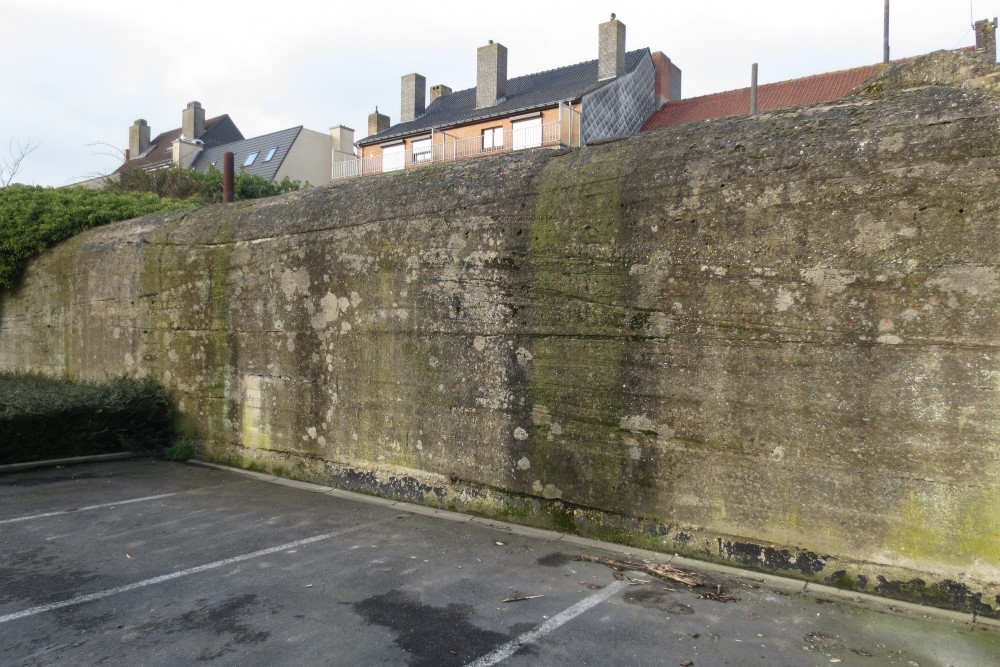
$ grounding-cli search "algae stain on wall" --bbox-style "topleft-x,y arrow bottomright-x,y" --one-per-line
524,151 -> 659,512
138,216 -> 238,450
889,486 -> 1000,580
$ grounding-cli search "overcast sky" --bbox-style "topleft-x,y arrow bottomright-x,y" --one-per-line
3,0 -> 998,186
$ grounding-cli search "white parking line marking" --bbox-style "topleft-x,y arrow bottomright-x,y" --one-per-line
0,493 -> 180,525
464,579 -> 629,667
0,524 -> 371,624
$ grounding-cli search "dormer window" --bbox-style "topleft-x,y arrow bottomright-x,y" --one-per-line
244,152 -> 259,166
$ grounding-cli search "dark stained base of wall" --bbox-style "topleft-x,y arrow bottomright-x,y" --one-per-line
214,443 -> 1000,620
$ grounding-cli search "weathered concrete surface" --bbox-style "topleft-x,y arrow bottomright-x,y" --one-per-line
2,51 -> 1000,615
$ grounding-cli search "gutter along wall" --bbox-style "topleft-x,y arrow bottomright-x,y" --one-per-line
2,51 -> 998,616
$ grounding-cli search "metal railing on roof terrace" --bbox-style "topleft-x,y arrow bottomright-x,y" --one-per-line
333,120 -> 572,181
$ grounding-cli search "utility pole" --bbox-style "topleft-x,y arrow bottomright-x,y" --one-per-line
884,0 -> 890,63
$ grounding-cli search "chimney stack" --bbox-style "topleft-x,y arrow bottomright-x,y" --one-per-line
975,18 -> 998,62
650,52 -> 682,105
476,40 -> 507,109
598,13 -> 626,80
330,125 -> 355,155
368,107 -> 390,136
430,84 -> 453,104
182,101 -> 205,140
401,73 -> 426,123
128,118 -> 150,160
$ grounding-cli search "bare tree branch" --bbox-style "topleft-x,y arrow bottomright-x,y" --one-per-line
69,141 -> 129,186
86,140 -> 127,165
1,138 -> 41,187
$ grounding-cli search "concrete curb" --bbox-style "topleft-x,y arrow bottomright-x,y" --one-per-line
185,459 -> 1000,631
0,451 -> 160,474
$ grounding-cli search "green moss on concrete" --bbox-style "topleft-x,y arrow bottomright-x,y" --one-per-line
138,214 -> 236,458
526,152 -> 658,512
890,487 -> 1000,568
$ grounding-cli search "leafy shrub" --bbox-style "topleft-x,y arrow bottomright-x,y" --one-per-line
0,372 -> 174,464
0,184 -> 198,290
0,169 -> 303,292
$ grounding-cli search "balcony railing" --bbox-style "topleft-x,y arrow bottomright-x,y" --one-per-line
333,120 -> 574,181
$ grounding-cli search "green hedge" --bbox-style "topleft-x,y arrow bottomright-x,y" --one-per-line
112,166 -> 303,204
0,184 -> 198,290
0,372 -> 174,465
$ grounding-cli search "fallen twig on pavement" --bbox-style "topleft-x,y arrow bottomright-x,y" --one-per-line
577,555 -> 705,588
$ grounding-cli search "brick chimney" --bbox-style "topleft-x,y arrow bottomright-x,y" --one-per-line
598,13 -> 626,80
476,40 -> 507,109
401,73 -> 426,123
650,52 -> 682,105
368,107 -> 390,136
975,18 -> 998,62
182,101 -> 205,140
430,84 -> 453,104
128,118 -> 150,160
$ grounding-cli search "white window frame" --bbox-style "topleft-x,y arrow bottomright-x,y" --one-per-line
482,127 -> 504,151
512,117 -> 542,150
412,137 -> 432,164
382,143 -> 405,172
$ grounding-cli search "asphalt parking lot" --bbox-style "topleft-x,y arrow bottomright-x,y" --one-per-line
1,459 -> 998,666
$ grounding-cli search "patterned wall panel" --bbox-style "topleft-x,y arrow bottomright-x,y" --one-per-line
581,55 -> 656,144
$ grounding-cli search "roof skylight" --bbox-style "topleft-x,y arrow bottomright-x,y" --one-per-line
244,152 -> 259,166
264,147 -> 278,162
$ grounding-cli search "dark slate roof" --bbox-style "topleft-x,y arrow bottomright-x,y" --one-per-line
358,48 -> 651,146
116,115 -> 243,174
642,63 -> 883,131
191,126 -> 303,181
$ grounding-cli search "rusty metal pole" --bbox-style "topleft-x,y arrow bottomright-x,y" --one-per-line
750,63 -> 759,115
223,151 -> 234,203
884,0 -> 890,63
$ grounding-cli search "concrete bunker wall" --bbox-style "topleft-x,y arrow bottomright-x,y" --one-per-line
3,52 -> 999,616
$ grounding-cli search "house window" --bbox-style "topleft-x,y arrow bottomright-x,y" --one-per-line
512,117 -> 542,150
382,144 -> 405,172
264,147 -> 278,162
244,152 -> 259,166
411,137 -> 432,163
482,127 -> 504,150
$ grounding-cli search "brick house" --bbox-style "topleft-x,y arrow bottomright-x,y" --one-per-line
340,15 -> 680,179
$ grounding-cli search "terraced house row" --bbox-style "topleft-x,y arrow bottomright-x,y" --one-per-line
91,15 -> 998,186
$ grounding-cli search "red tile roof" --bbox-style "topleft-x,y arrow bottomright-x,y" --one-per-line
642,63 -> 884,132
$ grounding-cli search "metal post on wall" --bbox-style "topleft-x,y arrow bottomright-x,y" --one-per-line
751,63 -> 759,115
223,152 -> 234,203
884,0 -> 890,63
